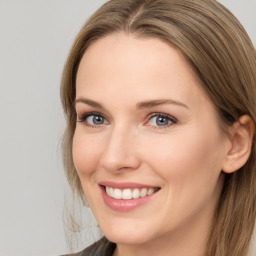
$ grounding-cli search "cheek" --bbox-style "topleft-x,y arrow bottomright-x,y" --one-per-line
141,129 -> 225,224
72,131 -> 102,177
143,129 -> 224,184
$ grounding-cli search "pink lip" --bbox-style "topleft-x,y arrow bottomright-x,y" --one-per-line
99,182 -> 160,212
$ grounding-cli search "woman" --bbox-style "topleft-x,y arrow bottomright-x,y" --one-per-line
60,0 -> 256,255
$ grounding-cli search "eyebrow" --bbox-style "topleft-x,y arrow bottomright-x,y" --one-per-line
75,98 -> 189,110
75,98 -> 104,109
136,99 -> 189,110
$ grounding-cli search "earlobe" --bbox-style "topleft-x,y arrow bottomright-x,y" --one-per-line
222,115 -> 255,174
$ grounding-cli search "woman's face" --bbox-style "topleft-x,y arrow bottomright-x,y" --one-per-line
73,34 -> 231,247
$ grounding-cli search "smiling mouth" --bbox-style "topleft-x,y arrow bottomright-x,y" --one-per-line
103,186 -> 160,200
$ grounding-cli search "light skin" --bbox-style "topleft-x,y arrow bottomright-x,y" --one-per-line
73,33 -> 254,256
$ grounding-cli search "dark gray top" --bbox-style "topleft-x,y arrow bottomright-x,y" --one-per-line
63,237 -> 116,256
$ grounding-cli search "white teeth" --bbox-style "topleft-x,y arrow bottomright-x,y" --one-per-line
105,186 -> 158,200
123,189 -> 133,199
113,188 -> 122,199
132,188 -> 140,199
109,187 -> 114,197
140,188 -> 147,197
147,188 -> 154,196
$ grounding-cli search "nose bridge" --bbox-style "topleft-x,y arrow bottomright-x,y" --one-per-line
100,123 -> 140,172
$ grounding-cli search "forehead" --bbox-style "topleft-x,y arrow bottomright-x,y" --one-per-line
76,33 -> 211,111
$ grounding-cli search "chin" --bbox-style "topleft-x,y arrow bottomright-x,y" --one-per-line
106,232 -> 152,245
100,221 -> 155,245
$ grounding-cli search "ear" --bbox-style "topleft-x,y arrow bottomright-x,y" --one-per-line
222,115 -> 255,173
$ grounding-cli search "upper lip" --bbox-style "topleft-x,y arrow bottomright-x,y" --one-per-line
99,181 -> 160,189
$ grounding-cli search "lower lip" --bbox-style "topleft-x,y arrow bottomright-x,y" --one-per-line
100,186 -> 158,212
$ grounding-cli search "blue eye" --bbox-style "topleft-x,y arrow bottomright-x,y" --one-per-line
87,115 -> 106,125
78,113 -> 107,126
148,114 -> 176,127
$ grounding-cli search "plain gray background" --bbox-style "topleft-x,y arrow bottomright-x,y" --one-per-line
0,1 -> 255,255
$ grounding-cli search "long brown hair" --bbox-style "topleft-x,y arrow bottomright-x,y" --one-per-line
61,0 -> 256,255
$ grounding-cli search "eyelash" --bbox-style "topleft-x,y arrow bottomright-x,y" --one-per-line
77,112 -> 108,127
77,112 -> 177,129
146,112 -> 177,128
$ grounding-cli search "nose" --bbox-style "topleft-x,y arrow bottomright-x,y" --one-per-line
99,125 -> 141,173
